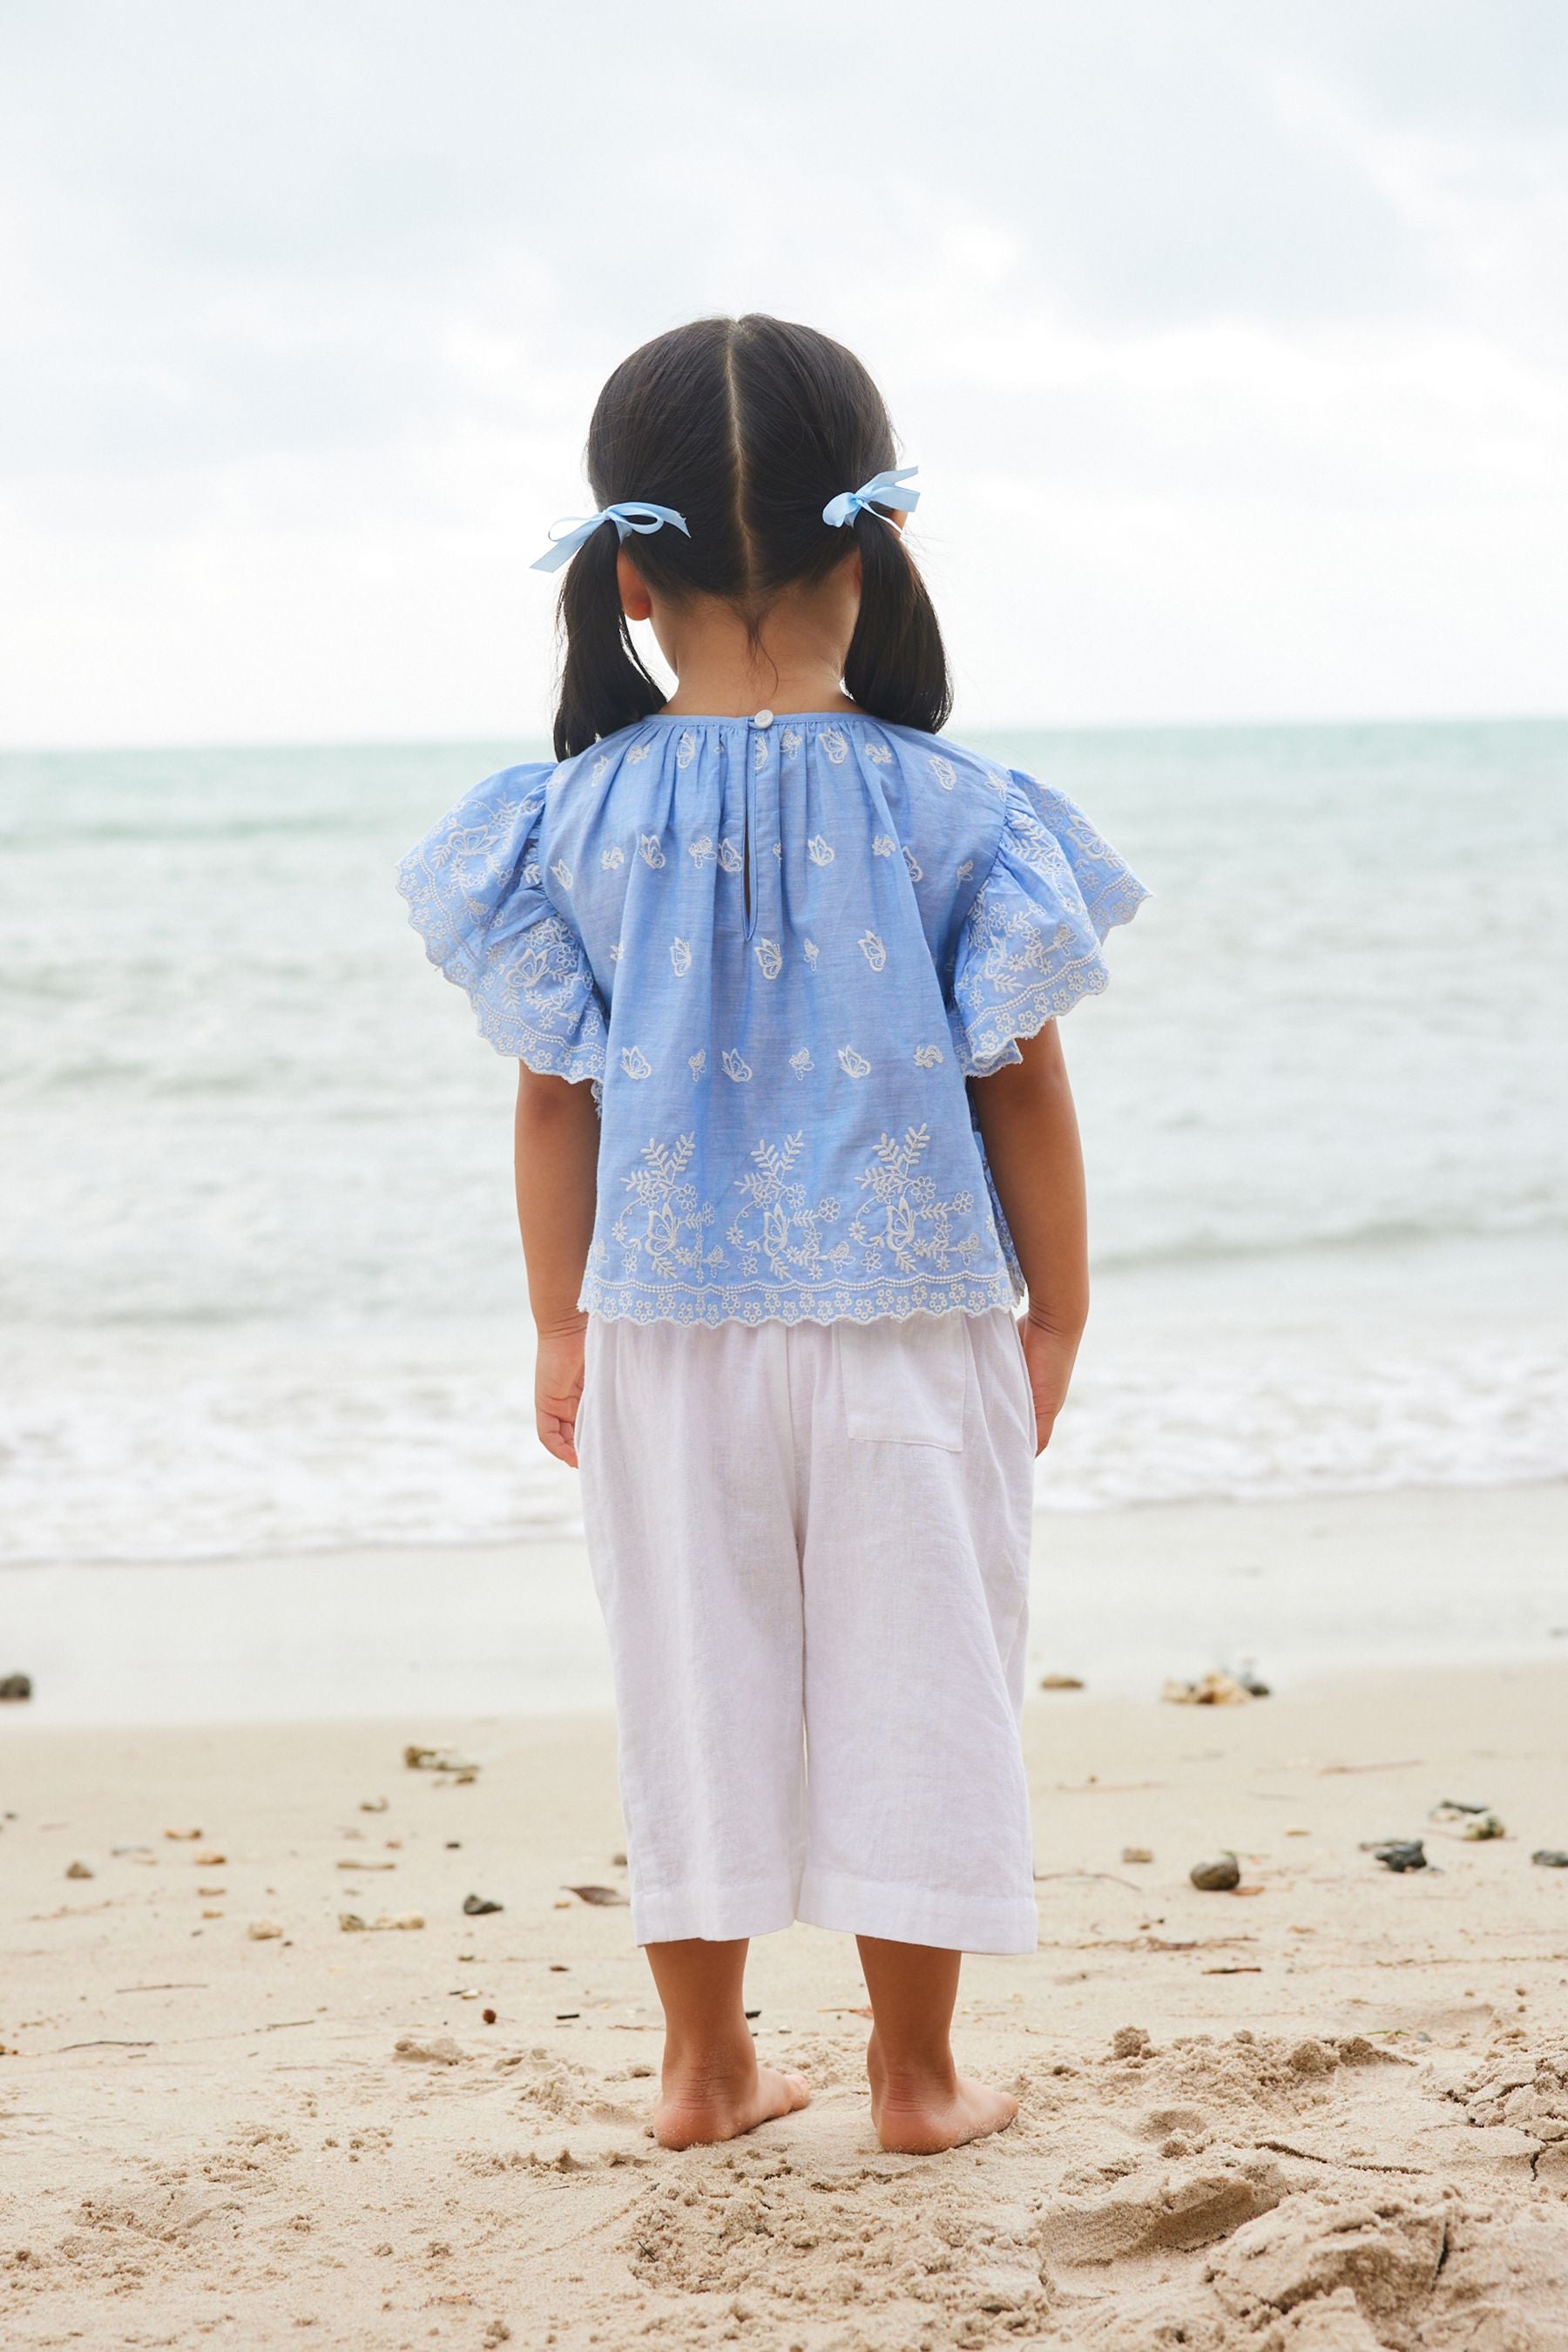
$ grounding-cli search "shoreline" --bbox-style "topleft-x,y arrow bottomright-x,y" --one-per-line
6,1478 -> 1566,1727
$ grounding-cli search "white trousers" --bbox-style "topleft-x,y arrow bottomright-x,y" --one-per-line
578,1308 -> 1038,1955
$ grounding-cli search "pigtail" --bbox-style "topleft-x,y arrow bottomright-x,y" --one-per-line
552,522 -> 665,760
842,510 -> 952,737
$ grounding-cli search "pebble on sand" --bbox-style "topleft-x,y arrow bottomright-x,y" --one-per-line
340,1911 -> 424,1932
564,1883 -> 627,1906
1162,1673 -> 1259,1707
0,1673 -> 31,1702
1039,1673 -> 1085,1691
463,1893 -> 504,1916
1190,1855 -> 1242,1891
1121,1846 -> 1155,1865
1531,1848 -> 1568,1868
1372,1841 -> 1428,1872
247,1920 -> 284,1940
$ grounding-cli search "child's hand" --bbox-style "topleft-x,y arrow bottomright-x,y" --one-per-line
534,1321 -> 587,1469
1019,1315 -> 1080,1456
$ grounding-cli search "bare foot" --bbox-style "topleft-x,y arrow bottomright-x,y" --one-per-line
867,2033 -> 1018,2154
652,2058 -> 811,2151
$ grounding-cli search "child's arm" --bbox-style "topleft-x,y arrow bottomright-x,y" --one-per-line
514,1068 -> 601,1468
970,1022 -> 1090,1454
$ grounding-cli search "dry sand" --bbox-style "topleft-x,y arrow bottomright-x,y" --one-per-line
5,1662 -> 1568,2347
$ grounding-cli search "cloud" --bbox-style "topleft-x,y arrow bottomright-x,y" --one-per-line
0,0 -> 1564,741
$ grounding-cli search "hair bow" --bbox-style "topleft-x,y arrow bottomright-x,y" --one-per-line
530,501 -> 690,574
821,466 -> 919,531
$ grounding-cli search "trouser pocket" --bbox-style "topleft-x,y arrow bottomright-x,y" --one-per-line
836,1312 -> 967,1451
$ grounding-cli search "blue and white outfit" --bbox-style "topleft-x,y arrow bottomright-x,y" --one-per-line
401,710 -> 1145,1950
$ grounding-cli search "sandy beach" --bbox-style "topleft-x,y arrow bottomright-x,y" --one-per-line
7,1586 -> 1568,2345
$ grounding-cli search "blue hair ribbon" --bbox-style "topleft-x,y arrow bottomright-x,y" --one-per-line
531,501 -> 690,574
821,465 -> 919,531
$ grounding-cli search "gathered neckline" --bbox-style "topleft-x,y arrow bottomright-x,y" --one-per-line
641,708 -> 878,727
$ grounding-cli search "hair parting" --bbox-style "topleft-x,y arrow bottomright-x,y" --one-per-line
550,314 -> 951,758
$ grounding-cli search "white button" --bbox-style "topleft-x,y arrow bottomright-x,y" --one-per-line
752,706 -> 774,727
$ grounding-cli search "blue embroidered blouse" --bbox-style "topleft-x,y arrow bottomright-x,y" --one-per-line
398,711 -> 1146,1327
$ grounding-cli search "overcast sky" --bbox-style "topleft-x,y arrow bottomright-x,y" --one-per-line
2,0 -> 1564,746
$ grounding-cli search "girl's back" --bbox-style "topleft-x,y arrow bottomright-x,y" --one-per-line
401,709 -> 1141,1325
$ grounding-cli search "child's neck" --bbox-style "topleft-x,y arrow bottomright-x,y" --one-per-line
655,587 -> 858,720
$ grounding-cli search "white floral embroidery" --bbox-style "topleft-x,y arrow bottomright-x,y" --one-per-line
803,939 -> 821,969
688,1049 -> 706,1079
807,835 -> 835,865
676,730 -> 697,768
929,754 -> 957,790
956,858 -> 974,883
822,727 -> 848,764
772,841 -> 781,858
591,754 -> 612,784
781,727 -> 802,754
914,1044 -> 944,1068
523,860 -> 543,887
688,835 -> 717,868
609,941 -> 623,963
902,845 -> 923,882
754,733 -> 769,771
857,930 -> 888,971
627,743 -> 651,764
638,833 -> 666,868
721,1049 -> 753,1082
872,835 -> 896,857
671,937 -> 693,976
718,837 -> 743,873
611,1132 -> 718,1279
620,1046 -> 652,1079
788,1048 -> 814,1079
864,740 -> 892,766
987,768 -> 1010,794
549,858 -> 573,891
848,1125 -> 981,1279
727,1132 -> 848,1282
600,844 -> 625,870
838,1046 -> 871,1077
754,937 -> 782,979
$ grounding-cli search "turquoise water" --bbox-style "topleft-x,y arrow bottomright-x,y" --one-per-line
2,720 -> 1565,1563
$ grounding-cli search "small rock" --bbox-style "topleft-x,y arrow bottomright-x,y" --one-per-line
0,1673 -> 32,1702
163,1828 -> 202,1841
1236,1669 -> 1271,1698
1121,1846 -> 1154,1865
64,1861 -> 93,1880
482,2008 -> 497,2024
1190,1855 -> 1242,1891
1531,1848 -> 1568,1869
193,1850 -> 226,1868
403,1745 -> 479,1776
1112,2025 -> 1152,2058
611,1850 -> 627,1867
1373,1841 -> 1427,1872
463,1894 -> 504,1916
1162,1673 -> 1254,1707
563,1883 -> 626,1906
360,1796 -> 389,1813
1039,1673 -> 1085,1691
247,1919 -> 284,1940
1462,1813 -> 1506,1841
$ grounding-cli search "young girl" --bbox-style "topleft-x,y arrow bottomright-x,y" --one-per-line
399,314 -> 1146,2156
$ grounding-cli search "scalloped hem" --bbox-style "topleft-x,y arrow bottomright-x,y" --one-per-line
954,874 -> 1150,1078
578,1268 -> 1020,1328
395,863 -> 607,1084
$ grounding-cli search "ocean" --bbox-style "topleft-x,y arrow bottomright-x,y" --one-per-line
3,720 -> 1565,1571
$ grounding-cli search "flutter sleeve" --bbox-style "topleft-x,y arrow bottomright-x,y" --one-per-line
950,770 -> 1148,1076
396,764 -> 607,1081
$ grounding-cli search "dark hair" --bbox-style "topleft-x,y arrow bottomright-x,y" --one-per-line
551,314 -> 951,758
